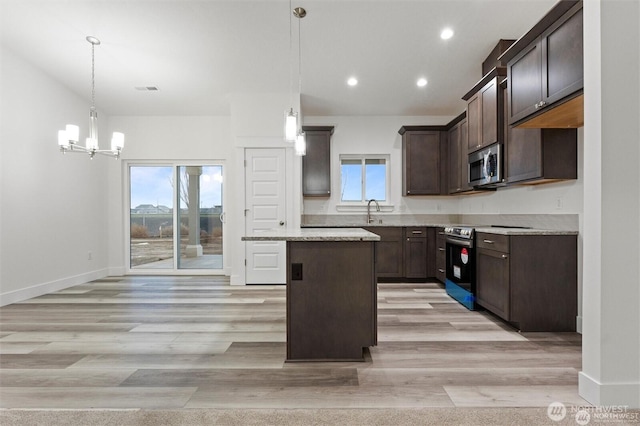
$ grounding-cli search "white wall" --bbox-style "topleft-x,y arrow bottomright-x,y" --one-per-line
580,0 -> 640,407
107,92 -> 303,285
0,46 -> 111,305
302,115 -> 460,216
105,116 -> 234,276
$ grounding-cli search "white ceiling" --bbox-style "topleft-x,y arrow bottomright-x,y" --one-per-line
0,0 -> 557,117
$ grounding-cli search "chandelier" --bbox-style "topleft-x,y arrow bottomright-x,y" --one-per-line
57,36 -> 124,159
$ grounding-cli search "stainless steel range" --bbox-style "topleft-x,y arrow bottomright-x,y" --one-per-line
443,226 -> 476,310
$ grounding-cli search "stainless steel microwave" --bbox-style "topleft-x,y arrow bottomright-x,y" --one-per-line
468,143 -> 504,188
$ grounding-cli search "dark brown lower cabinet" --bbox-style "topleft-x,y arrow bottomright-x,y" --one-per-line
404,227 -> 427,279
476,246 -> 510,320
365,227 -> 403,279
475,232 -> 577,331
286,240 -> 376,361
435,228 -> 446,283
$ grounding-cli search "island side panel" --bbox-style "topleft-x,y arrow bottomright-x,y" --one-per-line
286,240 -> 376,361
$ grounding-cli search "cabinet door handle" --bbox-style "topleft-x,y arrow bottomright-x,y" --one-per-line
438,232 -> 445,235
438,268 -> 445,273
412,231 -> 423,235
438,247 -> 445,251
483,239 -> 494,244
501,254 -> 508,259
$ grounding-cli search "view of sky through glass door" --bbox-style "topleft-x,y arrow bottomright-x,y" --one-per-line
129,164 -> 223,272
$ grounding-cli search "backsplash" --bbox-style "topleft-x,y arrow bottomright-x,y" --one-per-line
302,213 -> 579,231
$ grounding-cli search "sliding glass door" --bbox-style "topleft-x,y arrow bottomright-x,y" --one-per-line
128,163 -> 224,273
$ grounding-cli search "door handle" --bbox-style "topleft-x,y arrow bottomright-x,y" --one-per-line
501,254 -> 508,259
438,268 -> 445,273
279,221 -> 285,226
438,247 -> 445,251
219,212 -> 225,223
483,239 -> 494,244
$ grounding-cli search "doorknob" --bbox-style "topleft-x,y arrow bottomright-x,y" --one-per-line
279,221 -> 285,226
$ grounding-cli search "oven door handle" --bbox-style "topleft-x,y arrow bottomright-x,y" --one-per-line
445,237 -> 473,248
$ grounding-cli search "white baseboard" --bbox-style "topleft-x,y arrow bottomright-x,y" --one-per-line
230,274 -> 245,286
576,315 -> 583,334
0,269 -> 108,306
108,266 -> 126,276
579,372 -> 640,408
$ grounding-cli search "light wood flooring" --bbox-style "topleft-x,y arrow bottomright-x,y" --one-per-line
0,276 -> 588,410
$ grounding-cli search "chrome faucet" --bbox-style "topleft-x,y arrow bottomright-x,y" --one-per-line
367,199 -> 381,224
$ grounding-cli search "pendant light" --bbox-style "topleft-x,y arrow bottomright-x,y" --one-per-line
293,6 -> 306,156
57,36 -> 124,159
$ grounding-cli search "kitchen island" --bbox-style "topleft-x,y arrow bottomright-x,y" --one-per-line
242,228 -> 380,361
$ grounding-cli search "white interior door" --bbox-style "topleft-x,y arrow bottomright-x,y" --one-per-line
245,148 -> 287,284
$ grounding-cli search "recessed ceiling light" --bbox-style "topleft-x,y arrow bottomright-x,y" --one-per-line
347,77 -> 358,86
417,78 -> 428,87
440,28 -> 454,40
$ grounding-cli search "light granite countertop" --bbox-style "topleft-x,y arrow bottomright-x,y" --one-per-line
242,227 -> 381,242
474,227 -> 578,236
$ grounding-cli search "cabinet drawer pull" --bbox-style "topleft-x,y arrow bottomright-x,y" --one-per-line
438,247 -> 445,251
411,231 -> 423,235
438,232 -> 445,235
438,268 -> 445,273
501,254 -> 508,259
483,239 -> 495,244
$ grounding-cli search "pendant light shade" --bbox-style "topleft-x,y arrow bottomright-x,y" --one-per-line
284,108 -> 298,142
295,131 -> 306,156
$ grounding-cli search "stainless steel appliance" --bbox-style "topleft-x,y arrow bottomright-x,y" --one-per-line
468,143 -> 504,188
444,226 -> 476,310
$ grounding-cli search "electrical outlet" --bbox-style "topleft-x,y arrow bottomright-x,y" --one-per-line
88,251 -> 92,260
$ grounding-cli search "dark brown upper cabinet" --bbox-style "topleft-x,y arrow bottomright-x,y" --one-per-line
502,75 -> 578,185
447,113 -> 472,194
302,126 -> 334,197
463,68 -> 506,154
506,126 -> 577,185
501,1 -> 583,128
399,126 -> 448,195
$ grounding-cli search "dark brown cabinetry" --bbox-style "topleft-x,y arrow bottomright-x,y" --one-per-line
503,1 -> 583,128
287,240 -> 376,360
447,114 -> 471,193
475,232 -> 577,331
404,227 -> 427,279
399,127 -> 447,195
365,227 -> 403,279
476,234 -> 510,320
506,126 -> 577,184
435,228 -> 446,283
502,77 -> 578,185
302,126 -> 333,197
367,226 -> 437,282
464,70 -> 506,153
